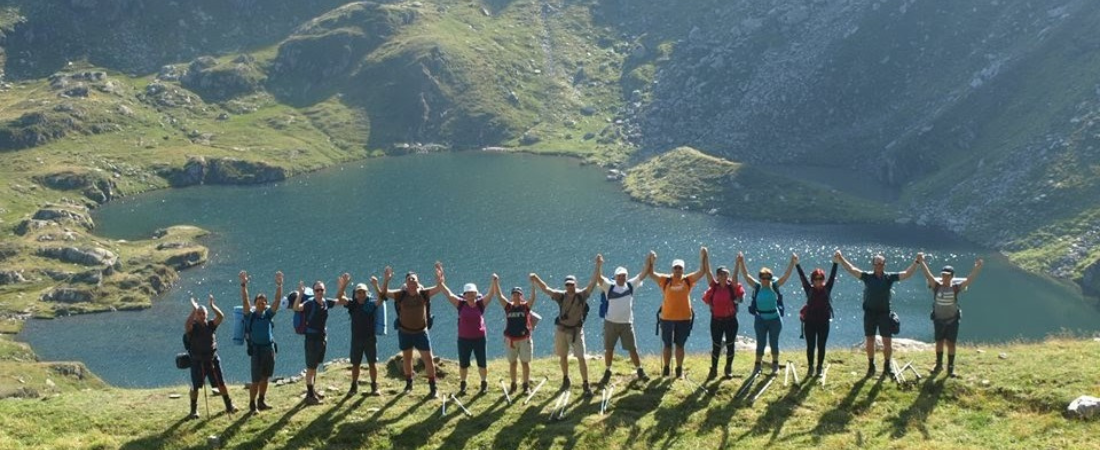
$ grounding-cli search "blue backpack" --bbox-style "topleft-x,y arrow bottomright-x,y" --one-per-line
599,282 -> 633,319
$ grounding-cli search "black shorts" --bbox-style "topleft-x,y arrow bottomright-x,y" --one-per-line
933,319 -> 960,342
304,334 -> 327,369
250,345 -> 275,382
350,336 -> 378,366
190,354 -> 226,390
457,337 -> 487,369
863,311 -> 893,337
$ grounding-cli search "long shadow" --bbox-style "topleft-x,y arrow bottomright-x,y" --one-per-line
698,373 -> 760,450
527,388 -> 603,450
276,390 -> 359,450
646,377 -> 709,450
321,392 -> 441,448
491,394 -> 559,449
436,394 -> 510,449
118,417 -> 189,450
741,379 -> 816,443
807,373 -> 871,442
886,374 -> 946,439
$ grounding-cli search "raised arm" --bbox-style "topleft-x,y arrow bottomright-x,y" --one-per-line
583,254 -> 604,296
646,251 -> 666,283
826,262 -> 838,290
437,273 -> 462,308
775,253 -> 797,287
208,294 -> 224,327
917,253 -> 937,287
334,273 -> 352,306
737,252 -> 759,288
686,247 -> 708,284
795,263 -> 809,291
898,255 -> 921,281
271,271 -> 284,313
704,251 -> 716,286
958,258 -> 984,291
185,297 -> 199,333
369,275 -> 385,307
527,279 -> 537,309
240,270 -> 252,311
530,273 -> 554,296
293,281 -> 306,312
425,262 -> 447,297
491,274 -> 508,308
835,250 -> 862,279
378,266 -> 403,299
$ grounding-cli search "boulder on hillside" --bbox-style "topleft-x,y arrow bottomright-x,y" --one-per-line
852,337 -> 932,352
205,158 -> 286,185
165,248 -> 208,270
33,170 -> 117,204
0,270 -> 27,285
384,353 -> 455,380
41,287 -> 95,303
16,207 -> 96,235
35,246 -> 117,267
1067,396 -> 1100,420
180,55 -> 265,102
1079,258 -> 1100,297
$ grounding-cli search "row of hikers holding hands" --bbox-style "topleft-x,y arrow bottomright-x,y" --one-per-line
182,247 -> 982,418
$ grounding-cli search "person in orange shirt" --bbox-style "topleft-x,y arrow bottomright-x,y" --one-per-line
646,247 -> 709,378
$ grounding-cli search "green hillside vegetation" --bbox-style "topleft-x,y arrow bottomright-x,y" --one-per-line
1,337 -> 1097,449
623,147 -> 894,224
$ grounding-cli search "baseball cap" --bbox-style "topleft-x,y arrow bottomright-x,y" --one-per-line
614,266 -> 628,276
672,259 -> 685,269
941,266 -> 955,275
354,283 -> 368,292
715,265 -> 729,274
511,286 -> 524,294
564,275 -> 577,285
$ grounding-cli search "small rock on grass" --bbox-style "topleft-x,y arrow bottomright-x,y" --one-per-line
169,393 -> 181,399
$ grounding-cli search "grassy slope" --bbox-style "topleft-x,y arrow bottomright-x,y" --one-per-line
0,338 -> 1098,449
623,147 -> 894,224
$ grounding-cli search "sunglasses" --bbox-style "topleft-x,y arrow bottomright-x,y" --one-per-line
314,288 -> 325,292
812,277 -> 825,281
759,275 -> 772,280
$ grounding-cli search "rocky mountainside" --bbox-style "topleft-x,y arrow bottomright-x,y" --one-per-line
0,0 -> 1098,299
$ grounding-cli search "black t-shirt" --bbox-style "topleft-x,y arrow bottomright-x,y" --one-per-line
303,298 -> 338,335
189,320 -> 218,358
346,297 -> 377,341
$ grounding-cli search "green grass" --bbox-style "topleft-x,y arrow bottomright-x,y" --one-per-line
1,336 -> 1098,449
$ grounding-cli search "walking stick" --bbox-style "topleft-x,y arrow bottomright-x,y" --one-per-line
501,380 -> 513,404
524,377 -> 547,405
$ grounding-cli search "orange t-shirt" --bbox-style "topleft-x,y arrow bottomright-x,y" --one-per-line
659,276 -> 694,320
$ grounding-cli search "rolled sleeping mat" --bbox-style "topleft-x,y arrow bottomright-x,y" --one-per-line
529,311 -> 542,329
375,301 -> 388,336
232,305 -> 245,345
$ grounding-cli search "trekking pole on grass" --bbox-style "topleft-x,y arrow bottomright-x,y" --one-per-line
905,361 -> 922,381
735,371 -> 759,399
450,394 -> 473,417
501,380 -> 513,404
753,375 -> 775,403
891,359 -> 904,384
556,391 -> 571,420
441,394 -> 448,416
820,363 -> 831,387
202,363 -> 210,418
549,390 -> 567,420
524,377 -> 547,405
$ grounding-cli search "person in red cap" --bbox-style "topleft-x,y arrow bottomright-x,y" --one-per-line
917,253 -> 983,377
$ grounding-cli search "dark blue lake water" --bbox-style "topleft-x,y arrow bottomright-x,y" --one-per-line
20,152 -> 1100,387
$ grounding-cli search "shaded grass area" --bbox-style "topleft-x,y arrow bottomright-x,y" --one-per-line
1,337 -> 1097,449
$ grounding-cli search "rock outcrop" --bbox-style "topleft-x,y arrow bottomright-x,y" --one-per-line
158,156 -> 286,187
180,55 -> 265,102
35,247 -> 117,267
41,288 -> 95,304
1079,259 -> 1100,298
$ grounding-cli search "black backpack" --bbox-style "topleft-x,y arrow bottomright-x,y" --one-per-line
176,332 -> 192,369
749,283 -> 784,317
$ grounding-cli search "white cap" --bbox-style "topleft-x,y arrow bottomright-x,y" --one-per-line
614,266 -> 628,276
463,283 -> 478,294
671,259 -> 686,269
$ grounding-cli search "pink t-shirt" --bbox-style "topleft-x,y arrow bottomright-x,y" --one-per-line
457,300 -> 487,339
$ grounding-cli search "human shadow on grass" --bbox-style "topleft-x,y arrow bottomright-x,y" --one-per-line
600,386 -> 664,446
320,393 -> 442,448
645,376 -> 713,450
273,390 -> 361,450
696,371 -> 765,450
119,416 -> 190,450
886,374 -> 946,439
434,394 -> 511,450
739,377 -> 816,443
803,371 -> 881,443
490,392 -> 559,449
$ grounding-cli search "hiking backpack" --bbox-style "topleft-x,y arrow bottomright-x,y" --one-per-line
749,283 -> 784,317
598,282 -> 633,319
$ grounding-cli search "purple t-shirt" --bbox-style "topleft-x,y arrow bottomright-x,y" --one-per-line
457,300 -> 487,339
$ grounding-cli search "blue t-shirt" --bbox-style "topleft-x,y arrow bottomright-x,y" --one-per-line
246,309 -> 276,345
754,285 -> 781,320
860,272 -> 901,313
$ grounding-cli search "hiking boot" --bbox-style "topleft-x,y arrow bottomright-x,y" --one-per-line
600,369 -> 612,386
770,362 -> 779,375
427,384 -> 438,399
815,367 -> 824,378
458,381 -> 468,397
752,362 -> 762,374
675,366 -> 683,379
257,400 -> 272,411
637,367 -> 650,381
304,395 -> 322,406
582,382 -> 593,397
186,412 -> 199,420
866,363 -> 876,378
479,380 -> 488,394
724,368 -> 734,380
932,364 -> 943,374
249,404 -> 258,414
347,383 -> 358,397
707,366 -> 718,380
404,379 -> 413,393
522,382 -> 530,395
947,365 -> 957,378
662,366 -> 670,377
561,377 -> 571,391
806,367 -> 815,381
885,360 -> 895,376
509,381 -> 518,393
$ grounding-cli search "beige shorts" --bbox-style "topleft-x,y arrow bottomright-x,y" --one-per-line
505,337 -> 533,363
554,327 -> 586,358
603,321 -> 637,352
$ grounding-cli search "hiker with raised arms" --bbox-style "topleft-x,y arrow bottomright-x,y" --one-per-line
375,264 -> 446,398
239,270 -> 282,413
648,247 -> 708,378
494,274 -> 537,394
836,250 -> 921,377
437,267 -> 496,396
738,252 -> 796,375
335,272 -> 384,397
595,253 -> 654,385
293,278 -> 339,405
185,294 -> 237,419
917,253 -> 983,377
795,255 -> 839,378
702,258 -> 745,379
530,255 -> 601,396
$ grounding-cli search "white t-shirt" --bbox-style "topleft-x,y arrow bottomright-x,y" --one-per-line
600,276 -> 644,324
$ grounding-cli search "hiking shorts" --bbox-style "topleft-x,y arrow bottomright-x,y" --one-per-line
189,354 -> 225,390
250,345 -> 275,382
933,319 -> 960,342
863,311 -> 893,338
458,337 -> 488,368
660,320 -> 692,348
398,330 -> 431,352
603,321 -> 638,352
350,336 -> 378,367
304,334 -> 327,369
505,337 -> 533,363
554,327 -> 586,358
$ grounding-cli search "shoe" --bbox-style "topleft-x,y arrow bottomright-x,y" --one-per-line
815,367 -> 824,378
724,363 -> 734,379
600,369 -> 612,385
707,366 -> 718,380
752,362 -> 762,374
866,364 -> 876,378
510,381 -> 518,393
427,388 -> 438,399
458,381 -> 468,397
582,382 -> 593,397
561,377 -> 571,390
806,367 -> 815,380
347,384 -> 358,397
304,395 -> 322,406
932,364 -> 943,373
249,405 -> 258,414
947,365 -> 957,378
404,380 -> 413,393
225,405 -> 239,414
257,401 -> 272,411
637,367 -> 650,381
675,366 -> 683,379
885,361 -> 895,376
186,412 -> 199,420
522,382 -> 530,394
479,380 -> 488,394
662,366 -> 670,377
770,362 -> 779,375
